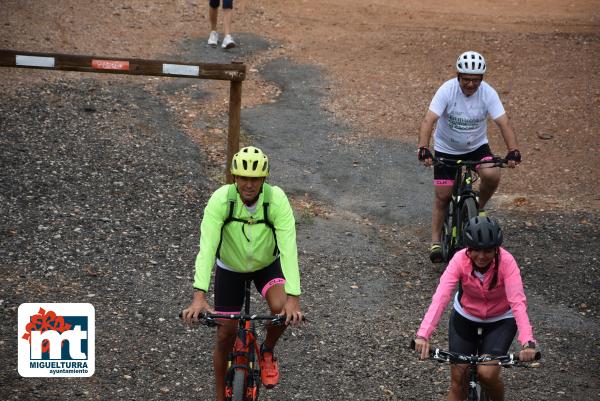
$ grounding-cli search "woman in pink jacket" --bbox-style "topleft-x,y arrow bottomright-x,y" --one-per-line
414,216 -> 538,401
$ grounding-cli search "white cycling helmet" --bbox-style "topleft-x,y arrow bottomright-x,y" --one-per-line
456,51 -> 486,74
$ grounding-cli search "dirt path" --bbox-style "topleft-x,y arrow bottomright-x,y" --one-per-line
1,1 -> 599,400
2,0 -> 598,209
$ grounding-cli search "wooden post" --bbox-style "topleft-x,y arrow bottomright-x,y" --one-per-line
227,79 -> 243,184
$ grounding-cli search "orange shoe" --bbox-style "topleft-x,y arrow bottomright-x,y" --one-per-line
259,346 -> 279,389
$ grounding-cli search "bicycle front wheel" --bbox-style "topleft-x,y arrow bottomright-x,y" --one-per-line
479,384 -> 490,401
232,369 -> 246,401
457,197 -> 478,248
442,216 -> 453,262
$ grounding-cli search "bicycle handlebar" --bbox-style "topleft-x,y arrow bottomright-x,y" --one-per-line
410,340 -> 541,365
433,156 -> 508,168
201,312 -> 287,326
179,311 -> 293,327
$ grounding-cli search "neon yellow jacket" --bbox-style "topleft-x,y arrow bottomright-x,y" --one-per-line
193,183 -> 301,295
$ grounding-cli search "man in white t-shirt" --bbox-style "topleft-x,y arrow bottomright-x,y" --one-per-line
417,51 -> 522,263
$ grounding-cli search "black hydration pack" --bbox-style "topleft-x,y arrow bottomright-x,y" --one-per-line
216,183 -> 278,258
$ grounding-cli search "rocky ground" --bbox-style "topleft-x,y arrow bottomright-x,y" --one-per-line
1,1 -> 599,400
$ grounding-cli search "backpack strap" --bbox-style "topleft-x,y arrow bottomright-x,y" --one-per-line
216,184 -> 278,258
216,184 -> 240,258
261,184 -> 279,256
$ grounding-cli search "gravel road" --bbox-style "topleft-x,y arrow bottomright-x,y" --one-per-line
1,36 -> 599,401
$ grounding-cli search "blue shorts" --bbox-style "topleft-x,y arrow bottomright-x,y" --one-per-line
448,310 -> 517,356
209,0 -> 233,9
214,259 -> 285,313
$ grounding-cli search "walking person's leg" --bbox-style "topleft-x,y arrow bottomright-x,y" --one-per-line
222,8 -> 232,37
221,0 -> 236,48
207,0 -> 220,46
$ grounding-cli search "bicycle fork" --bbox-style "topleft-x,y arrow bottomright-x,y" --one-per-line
467,363 -> 479,400
468,327 -> 486,401
224,323 -> 261,401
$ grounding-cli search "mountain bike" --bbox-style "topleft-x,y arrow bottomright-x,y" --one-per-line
410,339 -> 541,401
187,281 -> 285,401
434,156 -> 507,262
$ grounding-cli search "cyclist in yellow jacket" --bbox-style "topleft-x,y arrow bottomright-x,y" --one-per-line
182,146 -> 303,400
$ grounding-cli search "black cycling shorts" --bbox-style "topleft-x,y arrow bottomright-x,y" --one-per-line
433,144 -> 494,186
209,0 -> 233,9
448,310 -> 517,356
214,259 -> 285,313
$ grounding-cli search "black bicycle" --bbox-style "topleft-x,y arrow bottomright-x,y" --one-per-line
434,156 -> 506,262
411,339 -> 541,401
186,281 -> 285,401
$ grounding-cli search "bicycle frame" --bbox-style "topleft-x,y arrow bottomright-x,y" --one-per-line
197,281 -> 284,401
224,281 -> 261,401
436,157 -> 505,262
450,166 -> 477,242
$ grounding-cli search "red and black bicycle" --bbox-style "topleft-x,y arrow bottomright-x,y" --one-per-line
198,281 -> 285,401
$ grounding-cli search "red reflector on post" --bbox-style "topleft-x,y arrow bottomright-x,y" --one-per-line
91,59 -> 129,70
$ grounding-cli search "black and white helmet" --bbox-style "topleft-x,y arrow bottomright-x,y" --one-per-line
463,216 -> 503,249
456,51 -> 486,74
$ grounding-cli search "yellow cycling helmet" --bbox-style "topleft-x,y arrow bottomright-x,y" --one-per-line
230,146 -> 269,177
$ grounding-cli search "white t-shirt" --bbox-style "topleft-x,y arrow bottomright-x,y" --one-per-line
429,78 -> 506,154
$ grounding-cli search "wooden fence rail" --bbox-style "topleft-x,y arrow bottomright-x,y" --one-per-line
0,49 -> 245,182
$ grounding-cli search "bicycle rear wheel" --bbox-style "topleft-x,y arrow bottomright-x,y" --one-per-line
457,197 -> 478,249
232,369 -> 246,401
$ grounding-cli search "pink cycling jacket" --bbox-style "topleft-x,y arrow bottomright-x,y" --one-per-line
417,248 -> 535,346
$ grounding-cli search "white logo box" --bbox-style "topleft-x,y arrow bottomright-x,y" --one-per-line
18,303 -> 95,377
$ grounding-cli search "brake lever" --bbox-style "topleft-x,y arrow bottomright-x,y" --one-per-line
199,316 -> 220,327
263,316 -> 286,327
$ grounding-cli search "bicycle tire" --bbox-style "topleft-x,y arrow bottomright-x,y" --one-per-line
457,197 -> 478,248
441,199 -> 456,261
232,369 -> 246,401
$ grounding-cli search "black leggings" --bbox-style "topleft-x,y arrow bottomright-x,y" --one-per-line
448,310 -> 517,356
